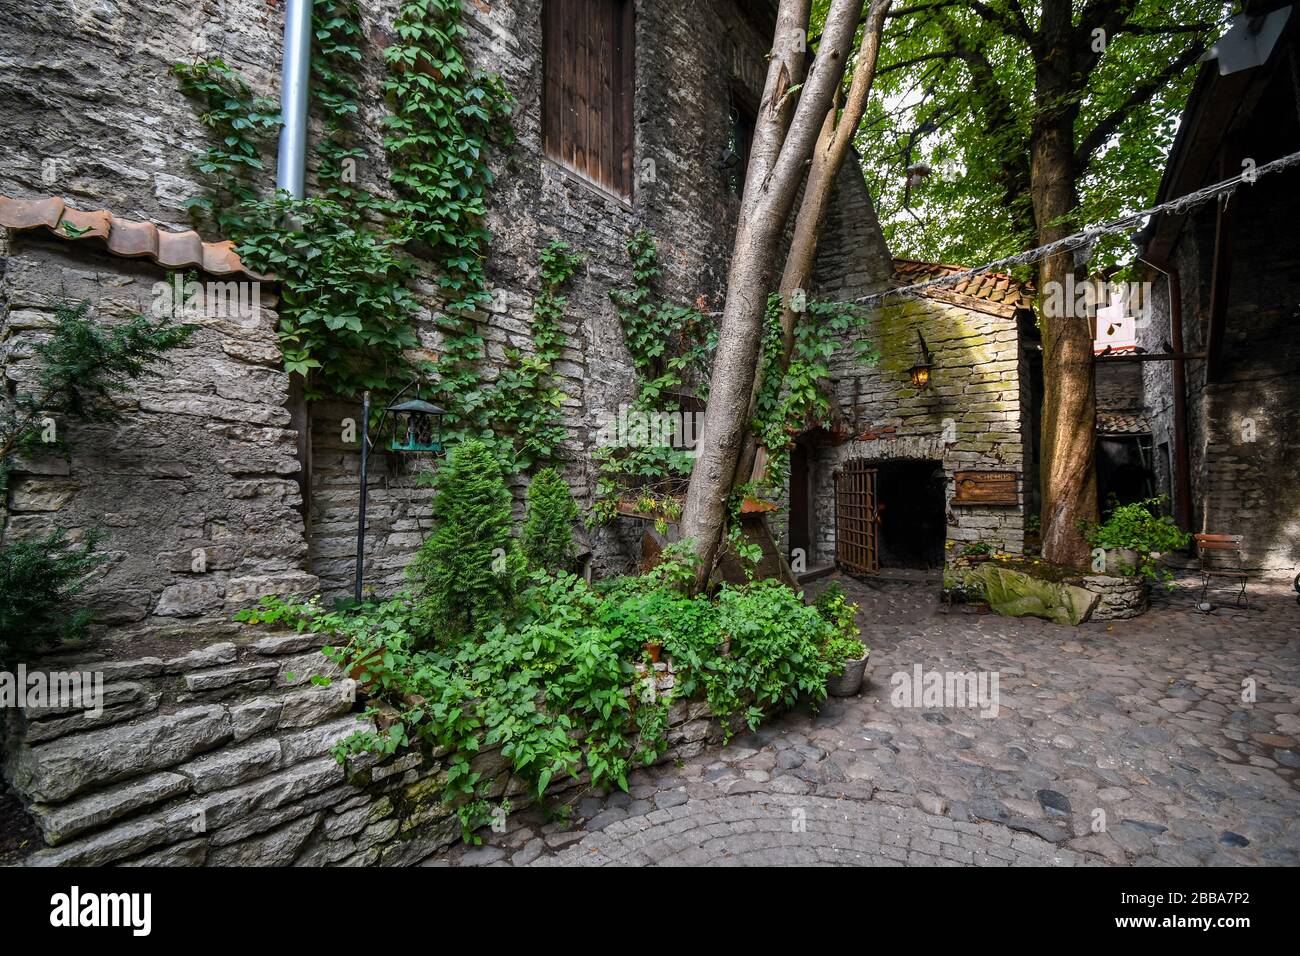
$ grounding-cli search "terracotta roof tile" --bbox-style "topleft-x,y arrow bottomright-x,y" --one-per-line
1097,412 -> 1150,435
0,194 -> 264,280
891,258 -> 1035,313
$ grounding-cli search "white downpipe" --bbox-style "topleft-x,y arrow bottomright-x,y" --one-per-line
276,0 -> 313,199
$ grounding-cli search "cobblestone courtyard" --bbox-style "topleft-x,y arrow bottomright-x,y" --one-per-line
427,572 -> 1300,867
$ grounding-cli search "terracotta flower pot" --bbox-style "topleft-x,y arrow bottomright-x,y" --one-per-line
643,642 -> 662,664
346,650 -> 383,690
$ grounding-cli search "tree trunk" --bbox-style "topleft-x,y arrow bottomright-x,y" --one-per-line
732,0 -> 893,492
679,0 -> 864,590
1032,2 -> 1097,568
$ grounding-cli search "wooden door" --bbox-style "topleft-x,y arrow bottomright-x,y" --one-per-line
835,460 -> 879,573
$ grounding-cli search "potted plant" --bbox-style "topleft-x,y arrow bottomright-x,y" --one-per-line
824,633 -> 871,697
814,582 -> 870,696
1082,496 -> 1192,583
962,541 -> 994,563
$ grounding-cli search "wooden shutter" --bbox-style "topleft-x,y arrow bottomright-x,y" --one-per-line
543,0 -> 635,197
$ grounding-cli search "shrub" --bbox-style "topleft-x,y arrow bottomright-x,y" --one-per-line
245,571 -> 842,840
521,467 -> 578,573
0,530 -> 104,666
408,438 -> 523,639
707,581 -> 836,725
812,580 -> 866,666
1082,495 -> 1192,580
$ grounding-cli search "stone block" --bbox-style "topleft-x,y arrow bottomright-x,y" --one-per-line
12,705 -> 232,803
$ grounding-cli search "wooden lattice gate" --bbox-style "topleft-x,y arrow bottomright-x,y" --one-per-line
835,460 -> 879,574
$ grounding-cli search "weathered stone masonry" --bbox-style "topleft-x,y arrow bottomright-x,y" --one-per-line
0,0 -> 870,864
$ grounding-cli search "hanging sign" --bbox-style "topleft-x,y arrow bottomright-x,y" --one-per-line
952,470 -> 1019,505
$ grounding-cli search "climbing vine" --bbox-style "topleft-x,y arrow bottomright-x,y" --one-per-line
381,0 -> 515,431
594,233 -> 876,538
591,231 -> 714,527
490,241 -> 584,473
173,0 -> 514,411
745,293 -> 876,501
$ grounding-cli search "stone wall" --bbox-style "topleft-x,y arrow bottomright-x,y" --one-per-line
2,632 -> 726,866
0,237 -> 318,636
803,295 -> 1030,569
1139,163 -> 1300,576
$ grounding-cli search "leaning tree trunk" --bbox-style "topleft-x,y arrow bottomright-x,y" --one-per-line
1032,61 -> 1097,568
732,0 -> 893,492
679,0 -> 864,590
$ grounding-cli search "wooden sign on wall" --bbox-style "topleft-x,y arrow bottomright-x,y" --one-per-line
952,470 -> 1019,505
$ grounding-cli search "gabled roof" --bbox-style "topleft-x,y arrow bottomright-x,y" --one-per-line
891,258 -> 1035,317
0,195 -> 263,280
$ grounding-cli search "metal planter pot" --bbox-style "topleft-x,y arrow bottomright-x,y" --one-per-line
827,649 -> 870,697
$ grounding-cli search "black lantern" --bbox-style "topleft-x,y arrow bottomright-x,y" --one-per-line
354,384 -> 448,603
907,329 -> 934,390
388,398 -> 446,454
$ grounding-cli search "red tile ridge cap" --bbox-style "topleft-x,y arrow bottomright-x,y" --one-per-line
0,194 -> 269,281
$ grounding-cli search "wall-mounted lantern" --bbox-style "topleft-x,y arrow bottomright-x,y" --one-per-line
355,383 -> 448,604
388,398 -> 446,453
907,329 -> 934,390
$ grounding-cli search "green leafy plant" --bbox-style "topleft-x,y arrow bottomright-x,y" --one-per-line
521,468 -> 579,574
750,293 -> 876,500
812,581 -> 866,666
962,541 -> 993,557
243,567 -> 841,841
408,438 -> 524,638
490,241 -> 583,472
1082,496 -> 1192,581
592,232 -> 714,525
174,0 -> 513,411
382,0 -> 514,430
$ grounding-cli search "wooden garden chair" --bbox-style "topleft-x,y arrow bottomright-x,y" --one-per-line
1194,533 -> 1248,609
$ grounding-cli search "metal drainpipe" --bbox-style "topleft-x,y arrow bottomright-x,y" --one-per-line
276,0 -> 319,587
276,0 -> 313,198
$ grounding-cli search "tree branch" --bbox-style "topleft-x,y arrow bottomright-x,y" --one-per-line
1074,39 -> 1207,169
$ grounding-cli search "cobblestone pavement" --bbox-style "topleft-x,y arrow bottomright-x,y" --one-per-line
426,572 -> 1300,867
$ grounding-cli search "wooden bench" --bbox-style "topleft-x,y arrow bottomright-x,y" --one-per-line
1194,533 -> 1248,609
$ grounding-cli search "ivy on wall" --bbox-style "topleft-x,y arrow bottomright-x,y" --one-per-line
595,232 -> 876,533
490,241 -> 584,473
591,231 -> 713,527
173,0 -> 574,475
381,0 -> 515,429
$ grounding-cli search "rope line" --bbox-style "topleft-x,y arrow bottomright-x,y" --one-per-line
855,149 -> 1300,308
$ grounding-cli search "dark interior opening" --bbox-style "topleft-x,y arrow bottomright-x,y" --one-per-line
1096,436 -> 1155,513
875,459 -> 946,569
788,441 -> 812,560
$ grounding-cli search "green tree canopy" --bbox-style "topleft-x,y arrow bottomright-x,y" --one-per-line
844,0 -> 1228,270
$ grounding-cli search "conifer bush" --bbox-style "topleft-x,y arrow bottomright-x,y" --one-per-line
521,467 -> 578,573
409,438 -> 523,638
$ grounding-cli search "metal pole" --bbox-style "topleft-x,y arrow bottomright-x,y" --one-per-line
354,391 -> 371,605
276,0 -> 313,199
